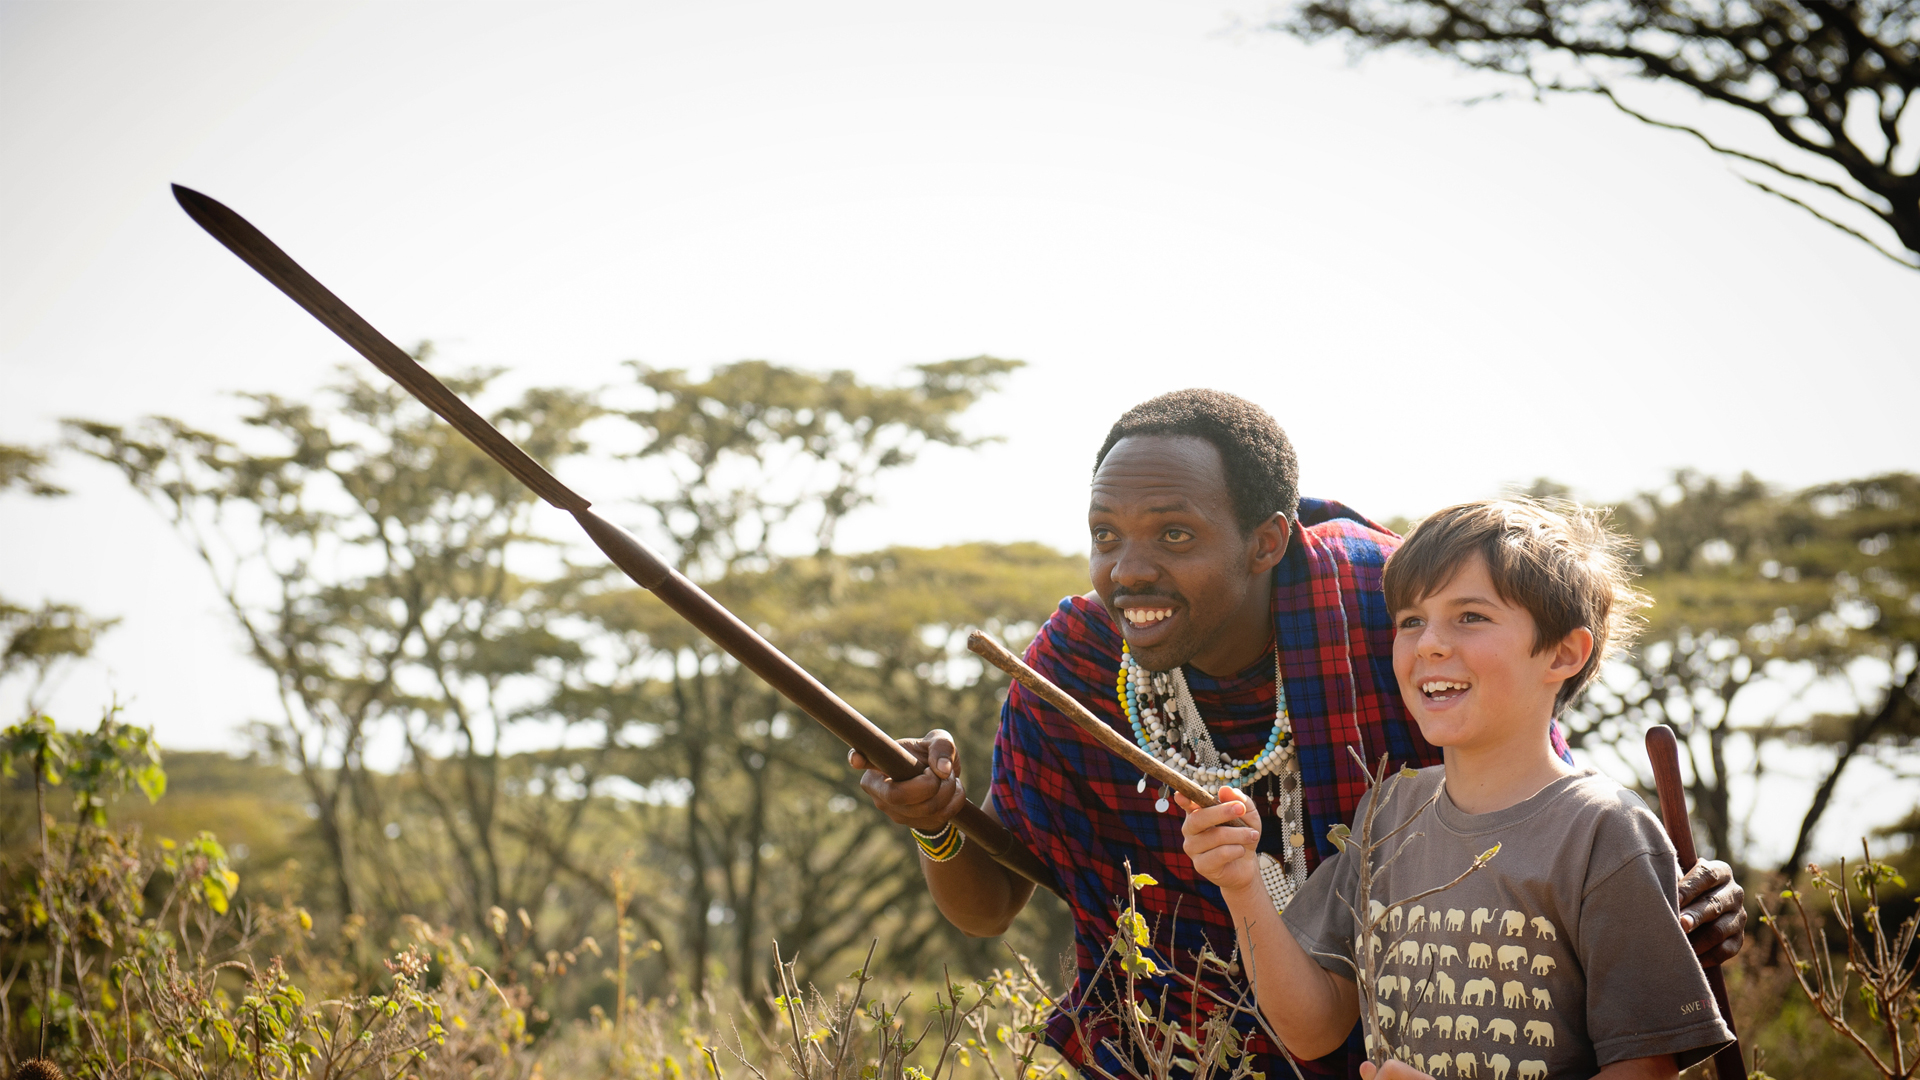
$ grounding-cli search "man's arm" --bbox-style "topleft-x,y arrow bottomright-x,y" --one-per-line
850,729 -> 1035,937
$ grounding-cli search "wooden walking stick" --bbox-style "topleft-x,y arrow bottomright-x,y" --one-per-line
171,184 -> 1058,896
1645,724 -> 1747,1080
967,630 -> 1218,808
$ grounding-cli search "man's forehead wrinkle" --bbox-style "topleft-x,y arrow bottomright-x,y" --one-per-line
1088,486 -> 1210,519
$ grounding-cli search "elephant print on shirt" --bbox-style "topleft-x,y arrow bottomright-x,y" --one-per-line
1349,886 -> 1584,1074
1517,1062 -> 1547,1080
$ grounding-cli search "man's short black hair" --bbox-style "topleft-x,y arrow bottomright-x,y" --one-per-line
1093,389 -> 1300,533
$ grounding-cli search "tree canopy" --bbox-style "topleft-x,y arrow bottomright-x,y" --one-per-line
1278,1 -> 1920,269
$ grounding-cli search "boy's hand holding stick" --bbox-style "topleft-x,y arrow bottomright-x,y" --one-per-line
1645,724 -> 1747,1080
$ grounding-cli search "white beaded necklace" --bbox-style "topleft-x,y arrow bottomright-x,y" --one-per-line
1118,642 -> 1308,911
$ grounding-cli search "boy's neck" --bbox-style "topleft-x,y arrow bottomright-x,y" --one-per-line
1440,720 -> 1580,815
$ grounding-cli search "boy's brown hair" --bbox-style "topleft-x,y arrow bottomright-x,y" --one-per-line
1384,498 -> 1649,713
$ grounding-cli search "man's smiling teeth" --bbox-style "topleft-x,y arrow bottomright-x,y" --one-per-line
1421,680 -> 1470,695
1123,608 -> 1173,626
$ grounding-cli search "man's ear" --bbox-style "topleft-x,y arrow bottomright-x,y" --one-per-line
1544,627 -> 1595,687
1248,513 -> 1290,574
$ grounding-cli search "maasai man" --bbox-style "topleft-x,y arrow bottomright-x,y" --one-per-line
850,390 -> 1746,1079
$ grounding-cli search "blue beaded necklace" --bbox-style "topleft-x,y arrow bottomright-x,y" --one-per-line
1115,640 -> 1296,793
1117,640 -> 1308,909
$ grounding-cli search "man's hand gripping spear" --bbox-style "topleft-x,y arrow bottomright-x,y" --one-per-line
169,184 -> 1059,896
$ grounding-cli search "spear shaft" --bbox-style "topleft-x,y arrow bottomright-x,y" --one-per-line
170,184 -> 1057,896
1645,724 -> 1745,1080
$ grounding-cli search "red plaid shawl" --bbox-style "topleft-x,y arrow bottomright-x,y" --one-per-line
988,498 -> 1571,1079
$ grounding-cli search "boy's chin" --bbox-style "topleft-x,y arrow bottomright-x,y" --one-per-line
1409,714 -> 1473,748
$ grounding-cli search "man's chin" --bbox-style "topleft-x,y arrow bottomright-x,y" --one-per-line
1124,636 -> 1195,673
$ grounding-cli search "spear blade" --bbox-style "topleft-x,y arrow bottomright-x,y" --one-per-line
170,183 -> 1057,896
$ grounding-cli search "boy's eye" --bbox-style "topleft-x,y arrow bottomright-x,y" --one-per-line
1163,528 -> 1193,542
1397,615 -> 1424,630
1461,612 -> 1489,623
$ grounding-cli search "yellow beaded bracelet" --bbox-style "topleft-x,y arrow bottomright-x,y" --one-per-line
911,822 -> 965,862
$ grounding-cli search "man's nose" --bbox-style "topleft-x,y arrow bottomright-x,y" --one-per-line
1111,543 -> 1158,588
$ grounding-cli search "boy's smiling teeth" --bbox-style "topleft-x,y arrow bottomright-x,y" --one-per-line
1123,608 -> 1174,626
1420,679 -> 1470,699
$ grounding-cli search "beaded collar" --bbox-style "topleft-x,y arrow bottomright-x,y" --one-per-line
1115,640 -> 1308,910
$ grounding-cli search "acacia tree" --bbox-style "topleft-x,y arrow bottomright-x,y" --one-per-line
0,444 -> 116,718
569,357 -> 1080,1000
1277,1 -> 1920,269
1566,470 -> 1919,878
67,359 -> 605,929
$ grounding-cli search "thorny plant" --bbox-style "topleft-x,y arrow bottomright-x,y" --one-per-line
1325,748 -> 1499,1068
1056,866 -> 1306,1080
713,940 -> 1059,1080
1761,839 -> 1920,1080
0,711 -> 543,1079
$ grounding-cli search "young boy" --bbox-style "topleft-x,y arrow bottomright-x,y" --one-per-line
1181,499 -> 1734,1079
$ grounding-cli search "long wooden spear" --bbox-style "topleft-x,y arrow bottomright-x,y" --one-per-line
170,184 -> 1058,896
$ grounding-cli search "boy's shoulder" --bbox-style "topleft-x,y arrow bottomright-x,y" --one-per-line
1364,767 -> 1676,880
1538,769 -> 1671,844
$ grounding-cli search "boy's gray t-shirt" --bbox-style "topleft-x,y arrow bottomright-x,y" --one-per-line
1281,767 -> 1733,1078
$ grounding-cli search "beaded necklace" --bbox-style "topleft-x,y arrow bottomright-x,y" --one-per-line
1116,640 -> 1308,911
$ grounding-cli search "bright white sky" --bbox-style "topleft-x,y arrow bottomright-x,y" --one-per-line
1,1 -> 1914,861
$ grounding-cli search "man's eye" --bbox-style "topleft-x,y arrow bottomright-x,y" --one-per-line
1163,529 -> 1193,542
1092,527 -> 1116,542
